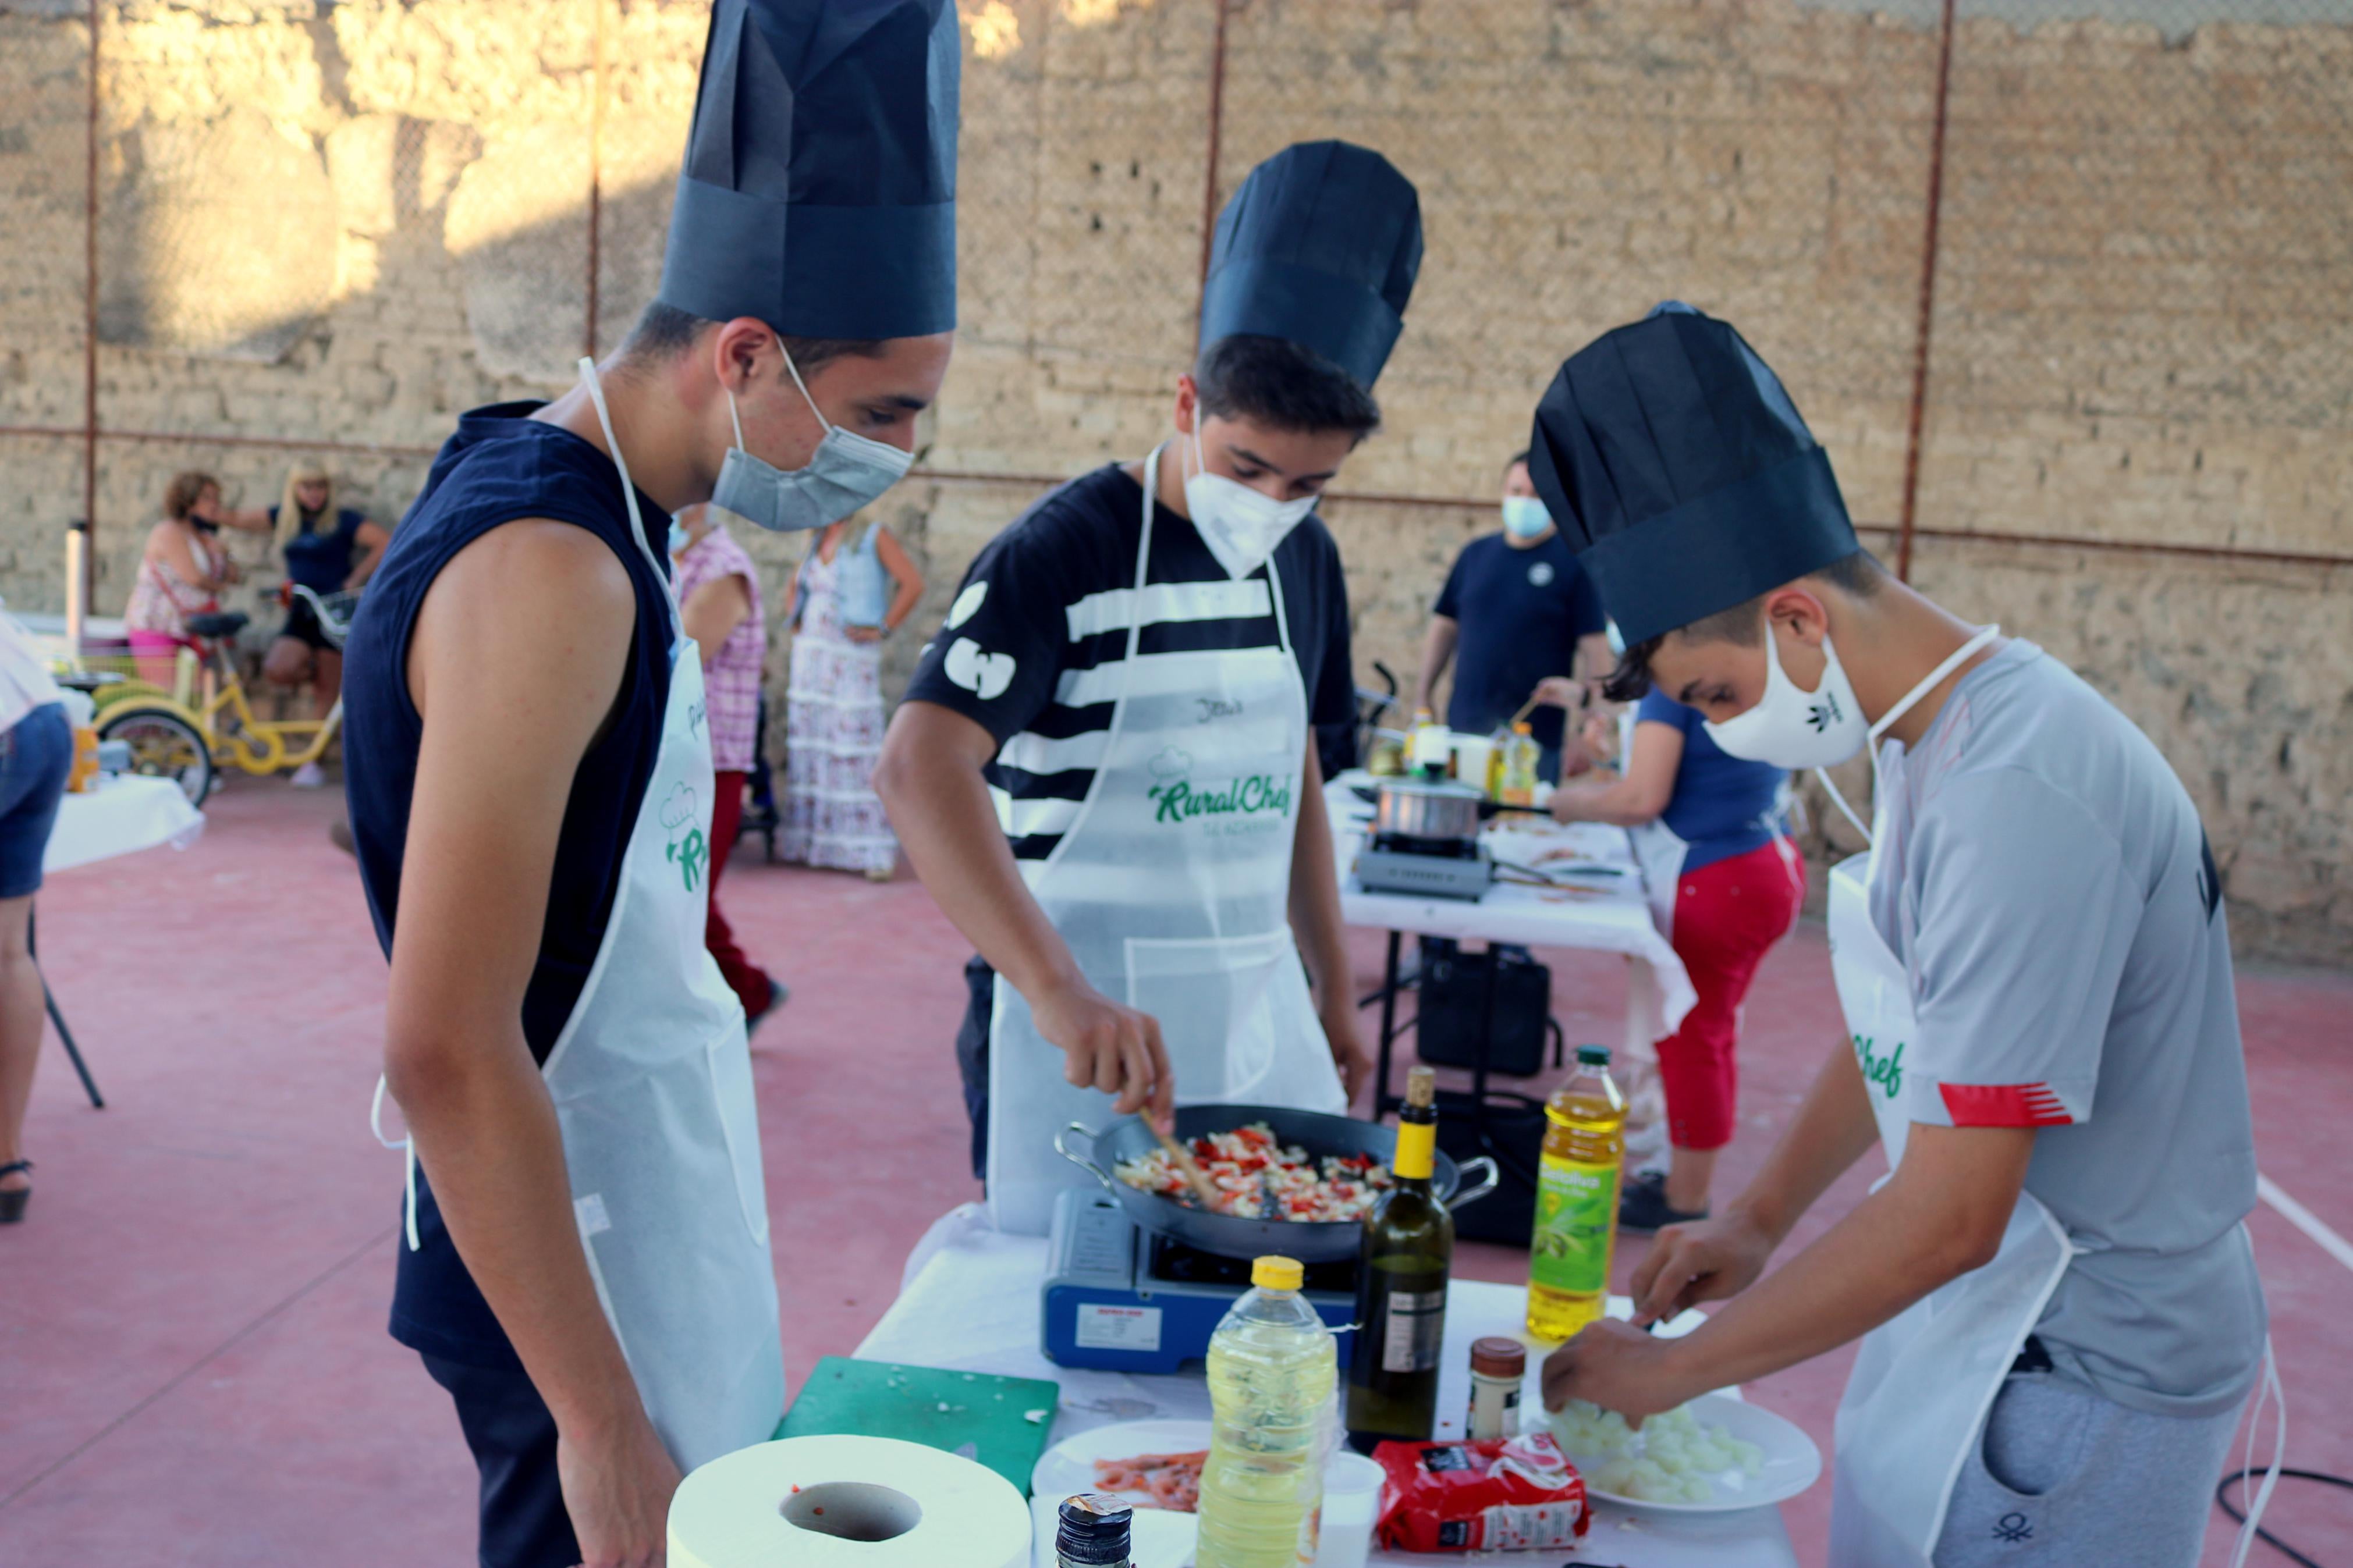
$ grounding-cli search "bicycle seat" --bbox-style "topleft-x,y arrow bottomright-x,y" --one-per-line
184,611 -> 248,638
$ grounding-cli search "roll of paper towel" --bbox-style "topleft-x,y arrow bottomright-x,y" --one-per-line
669,1434 -> 1031,1568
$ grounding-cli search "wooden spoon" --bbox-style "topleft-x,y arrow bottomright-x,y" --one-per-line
1158,1129 -> 1219,1209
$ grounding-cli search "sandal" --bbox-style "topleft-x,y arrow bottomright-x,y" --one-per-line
0,1160 -> 31,1224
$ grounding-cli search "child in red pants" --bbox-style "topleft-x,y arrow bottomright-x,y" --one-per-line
1547,689 -> 1803,1225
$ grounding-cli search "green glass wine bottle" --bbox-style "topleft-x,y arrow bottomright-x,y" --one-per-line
1344,1066 -> 1452,1450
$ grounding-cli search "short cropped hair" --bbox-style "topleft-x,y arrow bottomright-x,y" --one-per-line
1600,549 -> 1888,703
1192,334 -> 1381,440
621,301 -> 887,381
163,471 -> 219,520
1506,449 -> 1530,471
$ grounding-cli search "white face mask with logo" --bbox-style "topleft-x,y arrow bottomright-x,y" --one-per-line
1182,426 -> 1318,580
1704,627 -> 1869,770
1707,620 -> 2003,842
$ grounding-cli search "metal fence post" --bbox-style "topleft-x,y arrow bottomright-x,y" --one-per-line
1193,0 -> 1231,312
587,0 -> 605,360
82,0 -> 101,562
1894,0 -> 1957,584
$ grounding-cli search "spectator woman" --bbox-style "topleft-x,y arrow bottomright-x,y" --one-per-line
213,464 -> 388,787
671,504 -> 785,1033
0,610 -> 74,1222
779,514 -> 922,880
123,471 -> 239,689
1541,685 -> 1805,1229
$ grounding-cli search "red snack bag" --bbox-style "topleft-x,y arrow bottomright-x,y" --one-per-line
1372,1432 -> 1591,1552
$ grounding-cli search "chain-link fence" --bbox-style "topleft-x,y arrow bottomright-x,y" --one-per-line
2,0 -> 2348,950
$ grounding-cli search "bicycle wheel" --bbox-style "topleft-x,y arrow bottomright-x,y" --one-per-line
98,707 -> 216,805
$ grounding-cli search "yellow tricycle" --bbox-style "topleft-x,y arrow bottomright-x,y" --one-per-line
95,584 -> 359,805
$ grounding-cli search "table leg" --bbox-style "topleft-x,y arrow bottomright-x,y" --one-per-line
1372,929 -> 1401,1119
27,908 -> 102,1110
1469,939 -> 1501,1158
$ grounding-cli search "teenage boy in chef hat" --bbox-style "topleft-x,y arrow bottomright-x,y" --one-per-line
342,3 -> 958,1564
878,141 -> 1423,1235
1530,303 -> 2270,1568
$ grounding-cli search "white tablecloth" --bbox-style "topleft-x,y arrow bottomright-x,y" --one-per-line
854,1206 -> 1797,1568
1327,776 -> 1697,1048
45,773 -> 205,874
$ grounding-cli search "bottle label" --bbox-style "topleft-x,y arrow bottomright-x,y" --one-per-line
1393,1120 -> 1435,1181
1380,1288 -> 1446,1373
1530,1154 -> 1619,1296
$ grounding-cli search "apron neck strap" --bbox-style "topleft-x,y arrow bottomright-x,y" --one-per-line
1868,623 -> 2003,745
1818,623 -> 2002,854
577,357 -> 680,630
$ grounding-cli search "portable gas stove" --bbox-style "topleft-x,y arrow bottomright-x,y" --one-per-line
1354,829 -> 1493,901
1042,1189 -> 1360,1373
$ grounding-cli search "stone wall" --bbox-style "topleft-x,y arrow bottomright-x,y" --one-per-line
0,0 -> 2344,960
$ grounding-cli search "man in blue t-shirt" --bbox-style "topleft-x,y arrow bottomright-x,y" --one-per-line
1412,450 -> 1611,780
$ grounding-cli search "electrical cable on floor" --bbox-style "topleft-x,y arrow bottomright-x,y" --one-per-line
2216,1467 -> 2353,1568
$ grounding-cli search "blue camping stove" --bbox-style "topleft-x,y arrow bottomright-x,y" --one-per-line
1042,1189 -> 1360,1374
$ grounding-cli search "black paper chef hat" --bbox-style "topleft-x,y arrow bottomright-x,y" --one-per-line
656,0 -> 958,341
1526,302 -> 1858,646
1198,141 -> 1423,390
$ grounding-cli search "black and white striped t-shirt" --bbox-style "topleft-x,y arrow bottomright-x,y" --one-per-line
904,464 -> 1355,864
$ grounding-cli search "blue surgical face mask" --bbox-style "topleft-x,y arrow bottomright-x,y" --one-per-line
667,520 -> 692,557
1500,494 -> 1553,540
710,342 -> 913,533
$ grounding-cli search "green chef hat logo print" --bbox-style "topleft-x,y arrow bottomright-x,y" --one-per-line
1148,746 -> 1193,781
660,781 -> 707,893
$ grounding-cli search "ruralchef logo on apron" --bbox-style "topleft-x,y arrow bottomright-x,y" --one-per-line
659,781 -> 709,892
1144,745 -> 1291,831
1853,1033 -> 1904,1100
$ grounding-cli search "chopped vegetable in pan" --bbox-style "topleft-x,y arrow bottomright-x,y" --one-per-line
1112,1122 -> 1394,1221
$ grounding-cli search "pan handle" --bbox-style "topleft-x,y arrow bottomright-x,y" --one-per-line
1447,1155 -> 1501,1213
1055,1121 -> 1119,1194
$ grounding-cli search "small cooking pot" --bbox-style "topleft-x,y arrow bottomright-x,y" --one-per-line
1367,775 -> 1548,843
1372,774 -> 1486,842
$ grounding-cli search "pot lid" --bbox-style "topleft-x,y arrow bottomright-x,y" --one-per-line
1380,775 -> 1485,802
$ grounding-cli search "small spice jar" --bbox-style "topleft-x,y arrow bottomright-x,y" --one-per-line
1467,1336 -> 1526,1441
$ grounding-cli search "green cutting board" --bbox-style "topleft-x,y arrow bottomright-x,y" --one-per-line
773,1356 -> 1062,1496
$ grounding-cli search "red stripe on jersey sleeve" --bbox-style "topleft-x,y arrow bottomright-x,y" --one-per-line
1938,1082 -> 2075,1128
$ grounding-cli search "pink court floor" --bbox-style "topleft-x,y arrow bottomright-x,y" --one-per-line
3,778 -> 2350,1566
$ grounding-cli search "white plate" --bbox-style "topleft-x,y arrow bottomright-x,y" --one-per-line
1554,1392 -> 1822,1514
1030,1419 -> 1209,1568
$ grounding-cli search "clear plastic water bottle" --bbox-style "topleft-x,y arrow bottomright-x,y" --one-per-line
1195,1256 -> 1338,1568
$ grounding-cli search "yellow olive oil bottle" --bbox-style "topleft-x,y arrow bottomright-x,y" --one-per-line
1526,1046 -> 1625,1341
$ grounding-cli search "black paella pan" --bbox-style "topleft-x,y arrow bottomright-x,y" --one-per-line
1056,1103 -> 1500,1264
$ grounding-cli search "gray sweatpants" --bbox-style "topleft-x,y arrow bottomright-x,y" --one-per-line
1932,1372 -> 2245,1568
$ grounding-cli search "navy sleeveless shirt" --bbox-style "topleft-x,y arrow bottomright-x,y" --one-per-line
271,504 -> 367,593
342,400 -> 674,1368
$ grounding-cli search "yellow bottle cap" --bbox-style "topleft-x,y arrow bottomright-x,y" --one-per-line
1513,721 -> 1534,736
1252,1256 -> 1304,1291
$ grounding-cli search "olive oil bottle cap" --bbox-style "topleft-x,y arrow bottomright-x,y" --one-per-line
1405,1065 -> 1437,1110
1576,1044 -> 1611,1066
1252,1255 -> 1304,1291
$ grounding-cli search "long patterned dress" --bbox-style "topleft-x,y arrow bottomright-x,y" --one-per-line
779,541 -> 899,874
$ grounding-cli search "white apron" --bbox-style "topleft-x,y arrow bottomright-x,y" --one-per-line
1823,838 -> 2074,1568
1825,632 -> 2283,1568
985,445 -> 1347,1235
374,361 -> 785,1471
1822,627 -> 2073,1567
